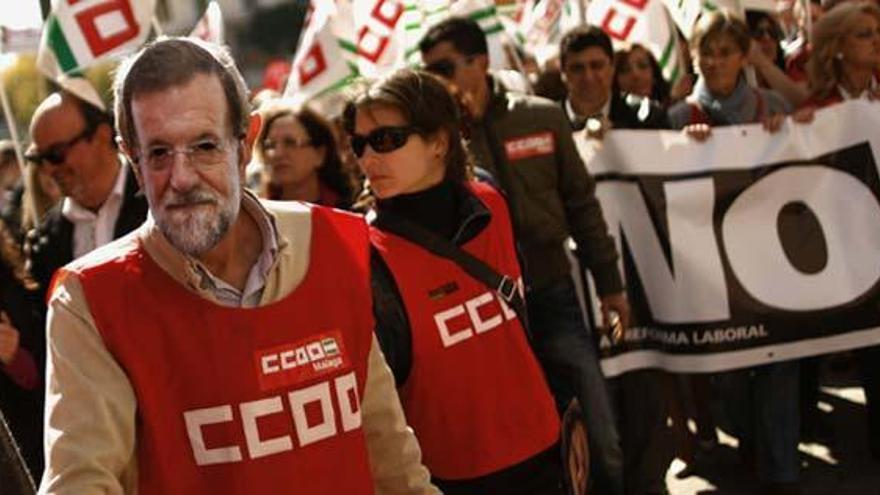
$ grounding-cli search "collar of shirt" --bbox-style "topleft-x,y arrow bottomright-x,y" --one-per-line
839,75 -> 879,100
565,98 -> 612,128
61,160 -> 126,258
141,190 -> 282,308
61,159 -> 125,223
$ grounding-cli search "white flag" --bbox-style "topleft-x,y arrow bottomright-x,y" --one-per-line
189,1 -> 224,44
37,0 -> 156,109
401,0 -> 514,70
517,0 -> 585,66
0,26 -> 41,54
284,2 -> 358,103
587,0 -> 686,84
661,0 -> 702,39
350,0 -> 408,77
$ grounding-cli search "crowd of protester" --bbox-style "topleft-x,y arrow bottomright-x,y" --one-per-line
0,1 -> 878,494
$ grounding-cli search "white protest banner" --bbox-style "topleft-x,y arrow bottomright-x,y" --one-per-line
575,101 -> 880,377
587,0 -> 686,84
189,0 -> 224,45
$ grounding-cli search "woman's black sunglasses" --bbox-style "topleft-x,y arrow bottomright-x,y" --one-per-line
350,126 -> 419,158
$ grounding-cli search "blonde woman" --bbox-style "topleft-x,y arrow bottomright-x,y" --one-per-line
803,1 -> 880,106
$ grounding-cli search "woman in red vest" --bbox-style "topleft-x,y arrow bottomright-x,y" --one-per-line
343,69 -> 564,494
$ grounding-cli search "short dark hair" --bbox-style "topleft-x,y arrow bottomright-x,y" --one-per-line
691,10 -> 751,56
559,25 -> 614,68
113,37 -> 250,152
419,16 -> 487,57
64,92 -> 114,142
343,69 -> 472,186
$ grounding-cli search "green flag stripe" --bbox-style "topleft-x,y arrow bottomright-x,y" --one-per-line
47,17 -> 78,74
468,6 -> 498,23
315,67 -> 361,98
658,35 -> 676,68
482,23 -> 504,36
338,39 -> 358,55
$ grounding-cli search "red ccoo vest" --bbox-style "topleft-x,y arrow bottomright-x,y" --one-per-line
75,206 -> 376,494
370,182 -> 560,480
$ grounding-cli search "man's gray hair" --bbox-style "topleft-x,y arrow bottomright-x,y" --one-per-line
113,36 -> 250,153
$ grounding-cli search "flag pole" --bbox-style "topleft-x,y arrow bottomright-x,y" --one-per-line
152,16 -> 164,37
0,64 -> 40,232
0,65 -> 28,179
803,0 -> 813,46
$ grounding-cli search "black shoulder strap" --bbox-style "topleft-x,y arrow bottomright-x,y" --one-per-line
0,410 -> 36,495
373,212 -> 531,338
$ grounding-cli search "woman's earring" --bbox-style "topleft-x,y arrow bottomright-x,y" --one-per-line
835,52 -> 844,60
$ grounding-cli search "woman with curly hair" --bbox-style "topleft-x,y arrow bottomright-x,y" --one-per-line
803,1 -> 880,107
251,100 -> 355,209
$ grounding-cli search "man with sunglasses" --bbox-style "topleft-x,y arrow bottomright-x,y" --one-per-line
420,17 -> 629,495
25,92 -> 147,317
40,37 -> 436,495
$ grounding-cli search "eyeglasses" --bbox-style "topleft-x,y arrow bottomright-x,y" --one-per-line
350,126 -> 419,158
25,126 -> 95,166
139,137 -> 237,170
424,56 -> 474,79
262,137 -> 313,153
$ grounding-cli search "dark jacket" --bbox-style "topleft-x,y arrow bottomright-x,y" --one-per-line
466,76 -> 623,294
26,165 -> 148,301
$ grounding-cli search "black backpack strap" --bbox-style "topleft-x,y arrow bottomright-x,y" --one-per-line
373,213 -> 531,338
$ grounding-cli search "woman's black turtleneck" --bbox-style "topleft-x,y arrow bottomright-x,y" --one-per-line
374,180 -> 460,240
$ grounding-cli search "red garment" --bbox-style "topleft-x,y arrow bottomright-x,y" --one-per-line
0,350 -> 38,390
75,207 -> 375,494
370,182 -> 560,480
786,45 -> 811,83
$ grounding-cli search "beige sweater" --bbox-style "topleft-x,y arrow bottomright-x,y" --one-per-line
40,196 -> 438,494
